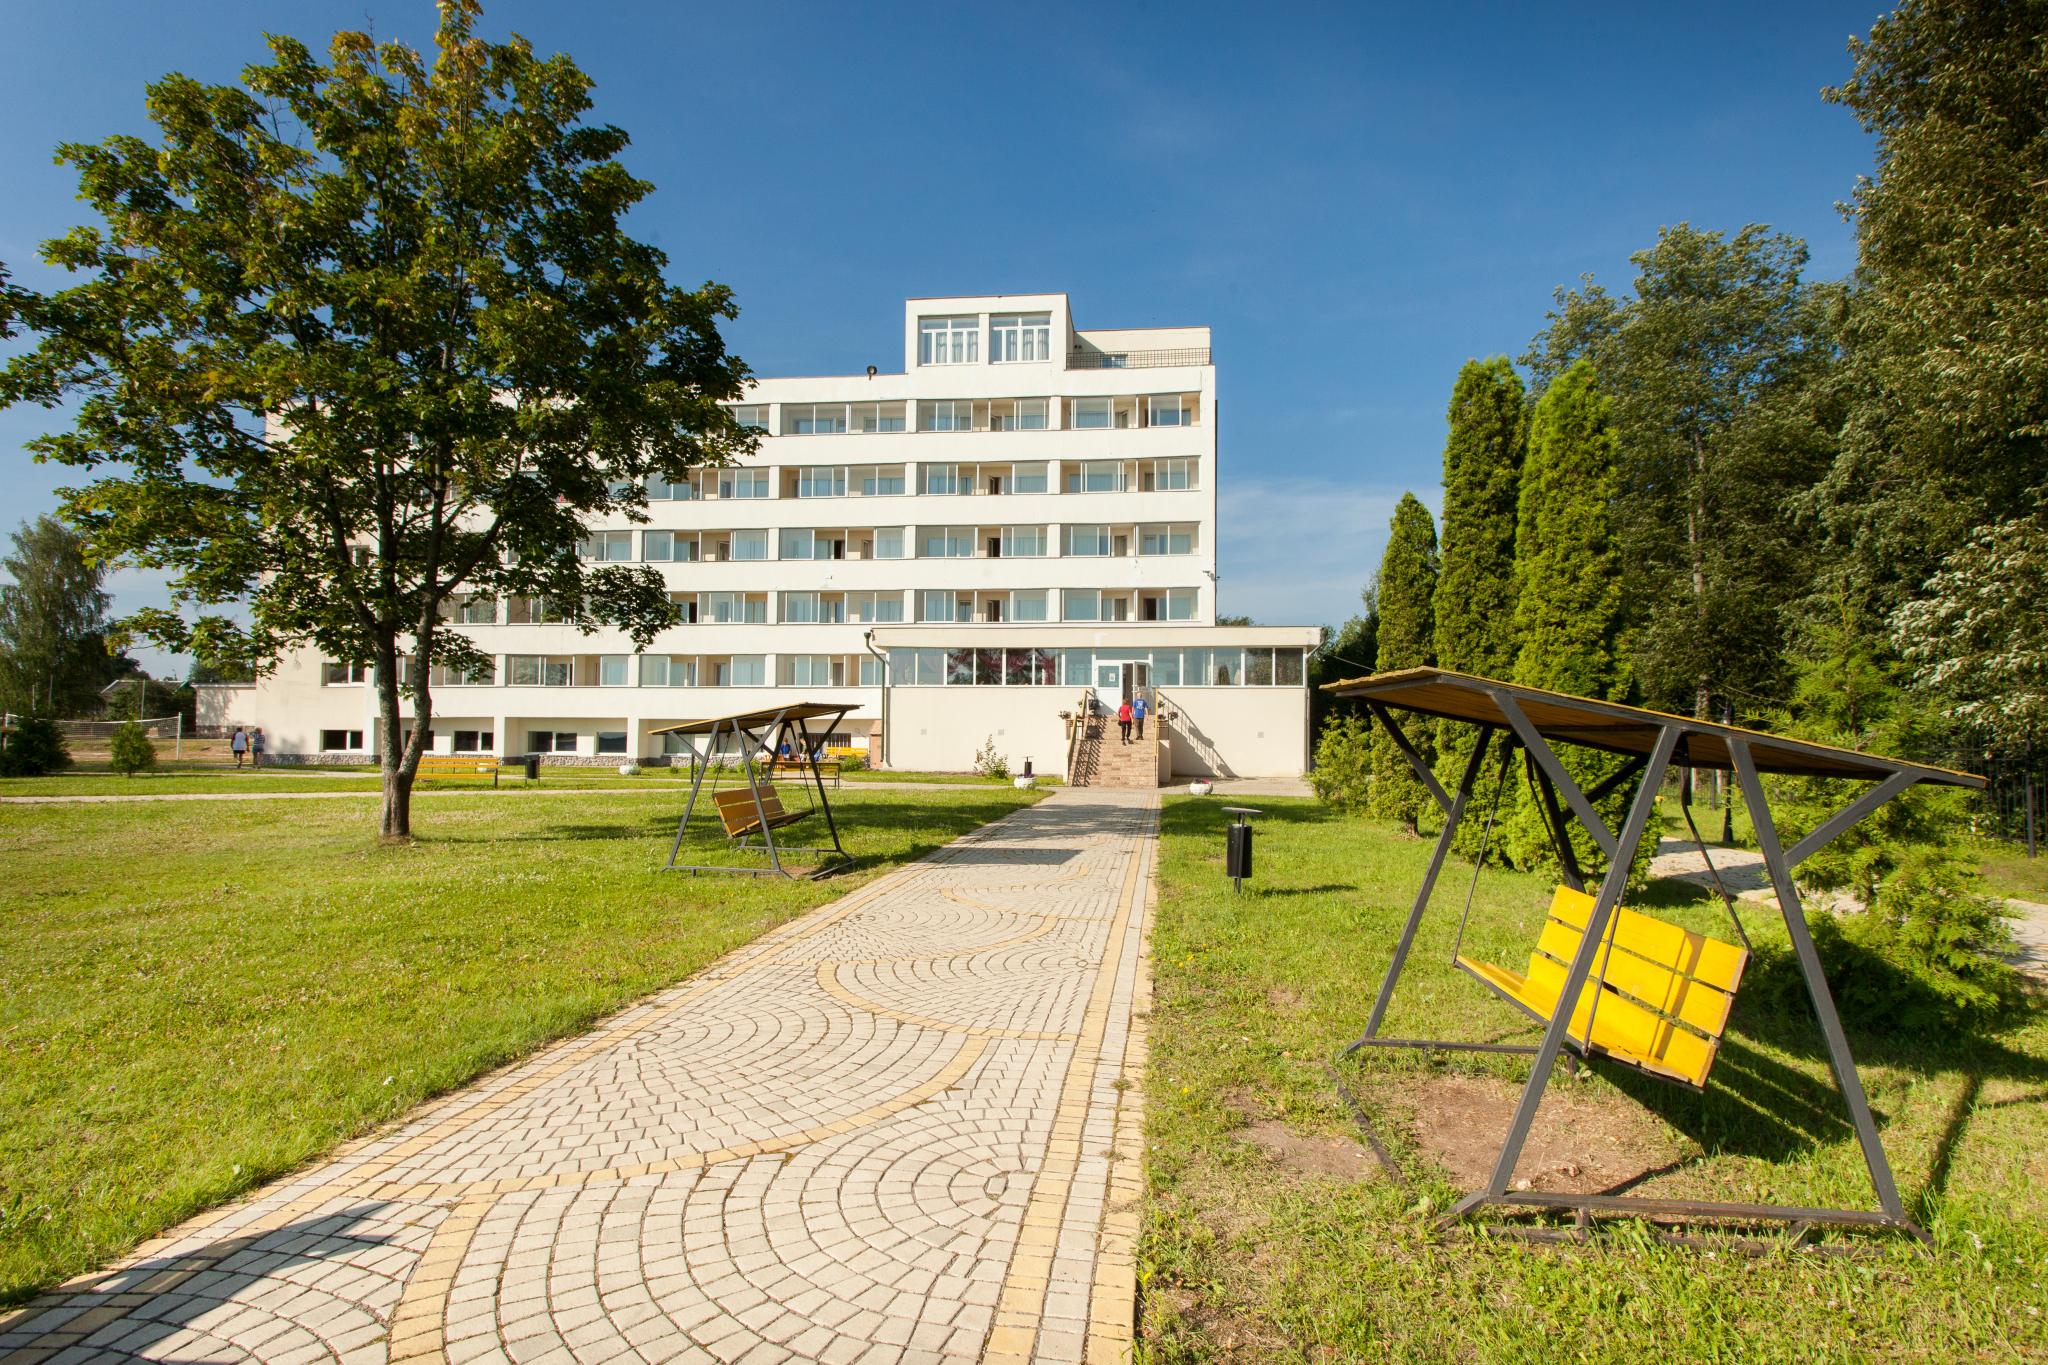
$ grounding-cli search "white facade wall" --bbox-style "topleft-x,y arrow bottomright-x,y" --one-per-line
232,294 -> 1318,774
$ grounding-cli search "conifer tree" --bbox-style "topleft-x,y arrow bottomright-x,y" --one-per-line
1430,358 -> 1526,855
1503,361 -> 1633,871
1367,493 -> 1439,833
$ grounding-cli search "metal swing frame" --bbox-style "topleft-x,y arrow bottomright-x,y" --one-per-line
655,702 -> 857,880
1327,668 -> 1985,1248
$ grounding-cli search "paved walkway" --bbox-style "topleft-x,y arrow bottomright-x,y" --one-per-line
0,789 -> 1158,1365
0,781 -> 1044,806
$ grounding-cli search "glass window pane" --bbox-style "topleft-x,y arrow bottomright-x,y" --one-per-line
1063,649 -> 1093,686
946,648 -> 975,686
1276,648 -> 1304,686
1150,651 -> 1181,686
1246,648 -> 1275,686
1005,648 -> 1033,686
1210,648 -> 1243,686
975,648 -> 1003,686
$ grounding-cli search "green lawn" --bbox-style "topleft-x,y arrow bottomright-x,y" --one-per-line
0,766 -> 1053,798
0,784 -> 1040,1304
1141,796 -> 2048,1363
1979,845 -> 2048,904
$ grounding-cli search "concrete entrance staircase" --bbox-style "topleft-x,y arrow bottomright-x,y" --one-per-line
1066,713 -> 1165,789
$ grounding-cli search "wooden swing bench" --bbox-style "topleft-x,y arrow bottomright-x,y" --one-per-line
712,784 -> 811,839
1457,884 -> 1747,1089
1326,666 -> 1986,1247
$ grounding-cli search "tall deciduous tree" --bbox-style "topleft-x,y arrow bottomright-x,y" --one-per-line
1891,505 -> 2048,755
1525,224 -> 1836,726
1505,362 -> 1631,871
1820,0 -> 2048,654
0,516 -> 119,717
0,3 -> 752,837
1368,493 -> 1438,833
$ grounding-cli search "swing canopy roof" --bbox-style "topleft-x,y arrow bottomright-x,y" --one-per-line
649,702 -> 859,738
1324,668 -> 1983,788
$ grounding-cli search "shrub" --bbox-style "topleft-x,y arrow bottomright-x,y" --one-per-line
1310,713 -> 1372,813
973,736 -> 1009,780
109,721 -> 157,777
0,717 -> 71,777
839,752 -> 867,772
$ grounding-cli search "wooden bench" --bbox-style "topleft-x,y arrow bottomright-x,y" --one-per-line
417,754 -> 508,787
1457,885 -> 1749,1088
713,785 -> 811,839
769,758 -> 841,787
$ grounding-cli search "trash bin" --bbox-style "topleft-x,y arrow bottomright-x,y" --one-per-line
521,753 -> 541,782
1221,806 -> 1261,893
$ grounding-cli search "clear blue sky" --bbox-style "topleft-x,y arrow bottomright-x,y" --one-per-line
0,0 -> 1885,674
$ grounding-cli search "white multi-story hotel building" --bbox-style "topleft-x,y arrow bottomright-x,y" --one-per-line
202,294 -> 1318,779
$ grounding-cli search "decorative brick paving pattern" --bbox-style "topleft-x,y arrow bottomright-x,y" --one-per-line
0,788 -> 1158,1364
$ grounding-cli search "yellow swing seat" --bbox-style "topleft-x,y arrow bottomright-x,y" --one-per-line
1457,886 -> 1749,1088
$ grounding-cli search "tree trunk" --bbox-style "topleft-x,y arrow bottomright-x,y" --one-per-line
374,640 -> 434,839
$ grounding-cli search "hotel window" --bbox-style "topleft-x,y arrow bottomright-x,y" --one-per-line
647,473 -> 697,500
779,529 -> 817,560
716,655 -> 766,687
507,655 -> 574,687
506,596 -> 570,625
642,530 -> 674,561
795,466 -> 847,497
429,659 -> 496,686
718,469 -> 771,499
456,595 -> 499,625
1070,397 -> 1111,430
1139,526 -> 1194,556
989,313 -> 1051,364
1246,648 -> 1275,686
990,397 -> 1048,431
730,404 -> 769,431
1064,524 -> 1110,557
860,466 -> 906,496
918,315 -> 979,366
451,729 -> 494,753
578,531 -> 632,561
1143,458 -> 1196,491
596,732 -> 629,755
782,592 -> 819,623
852,402 -> 906,433
1209,647 -> 1244,686
784,403 -> 847,436
1011,462 -> 1049,494
1147,394 -> 1196,427
322,660 -> 368,685
598,655 -> 631,687
1064,461 -> 1123,493
1150,651 -> 1182,686
922,463 -> 961,495
921,526 -> 976,558
1011,590 -> 1049,622
859,655 -> 884,686
1063,589 -> 1101,622
729,529 -> 769,561
527,730 -> 579,753
1003,526 -> 1047,557
848,591 -> 904,624
320,729 -> 366,751
920,590 -> 961,623
1166,588 -> 1197,621
701,592 -> 766,624
918,400 -> 973,432
872,527 -> 906,559
781,654 -> 837,687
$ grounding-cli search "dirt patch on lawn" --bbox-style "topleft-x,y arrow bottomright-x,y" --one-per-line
1395,1074 -> 1683,1194
1234,1119 -> 1376,1180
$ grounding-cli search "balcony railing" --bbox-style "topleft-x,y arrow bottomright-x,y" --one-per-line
1067,347 -> 1212,370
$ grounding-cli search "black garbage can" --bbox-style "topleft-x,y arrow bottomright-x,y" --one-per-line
1221,806 -> 1261,893
521,753 -> 541,781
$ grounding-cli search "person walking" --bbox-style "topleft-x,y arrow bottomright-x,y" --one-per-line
1116,698 -> 1133,745
229,726 -> 248,769
1132,693 -> 1149,740
250,727 -> 266,768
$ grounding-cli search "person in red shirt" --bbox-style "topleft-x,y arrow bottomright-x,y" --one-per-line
1116,698 -> 1133,745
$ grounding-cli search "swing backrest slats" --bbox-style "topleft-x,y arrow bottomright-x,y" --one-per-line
1456,885 -> 1748,1089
